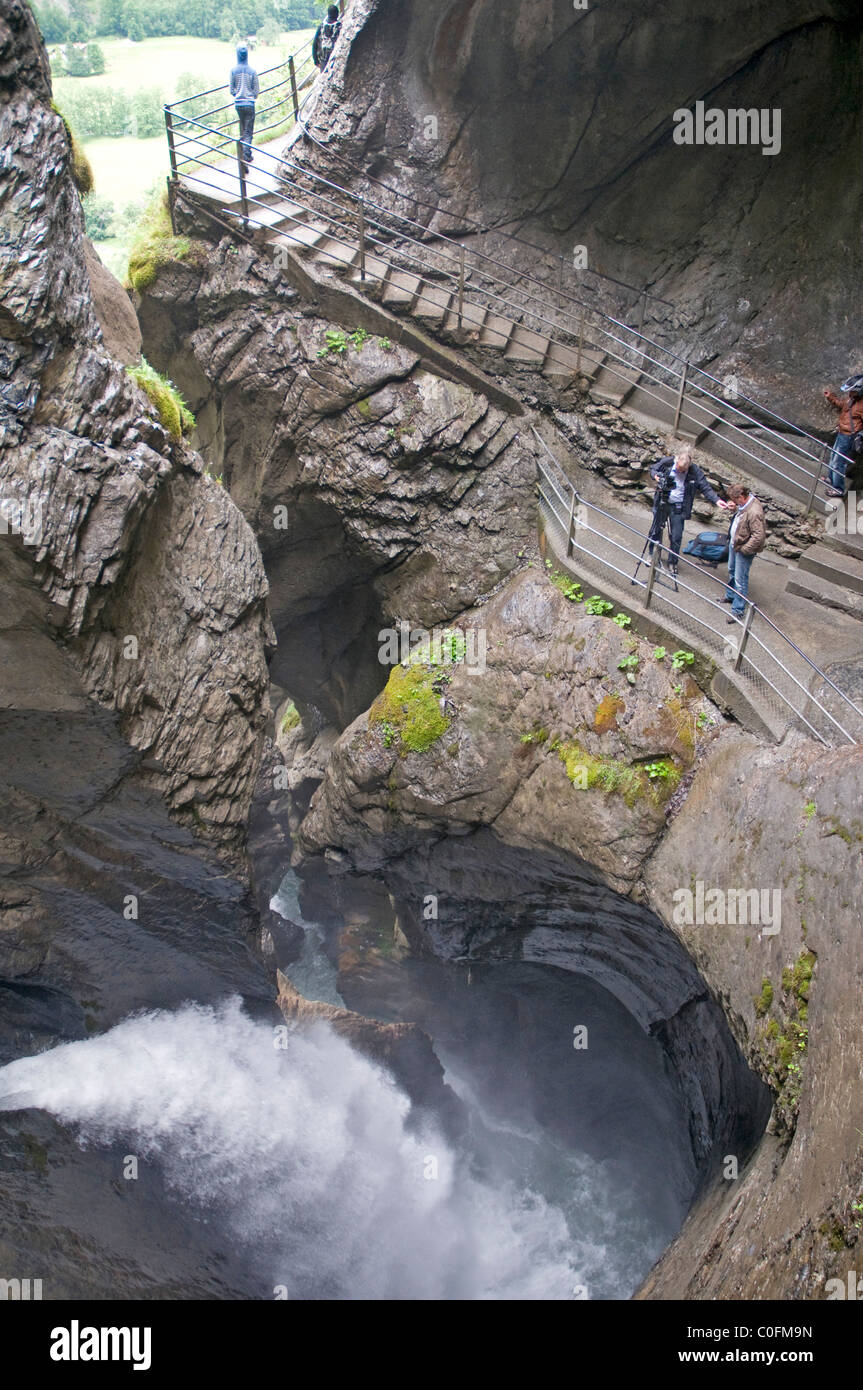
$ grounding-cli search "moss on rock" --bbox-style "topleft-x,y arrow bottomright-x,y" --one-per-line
126,358 -> 195,440
127,193 -> 203,293
369,663 -> 449,754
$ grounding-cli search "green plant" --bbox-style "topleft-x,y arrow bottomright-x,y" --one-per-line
318,328 -> 348,357
126,358 -> 195,440
755,977 -> 774,1017
671,650 -> 695,671
408,629 -> 467,667
520,728 -> 549,745
584,595 -> 614,616
612,613 -> 631,629
696,710 -> 713,730
803,800 -> 817,822
379,337 -> 393,351
653,646 -> 667,661
644,760 -> 672,781
350,328 -> 371,351
617,654 -> 639,685
548,569 -> 583,602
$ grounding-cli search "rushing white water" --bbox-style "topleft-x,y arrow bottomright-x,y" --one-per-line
0,996 -> 620,1300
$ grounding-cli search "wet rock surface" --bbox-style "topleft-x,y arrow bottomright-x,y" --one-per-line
137,239 -> 534,729
303,0 -> 862,420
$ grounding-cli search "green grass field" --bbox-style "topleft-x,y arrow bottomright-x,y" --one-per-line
52,32 -> 314,105
53,31 -> 314,283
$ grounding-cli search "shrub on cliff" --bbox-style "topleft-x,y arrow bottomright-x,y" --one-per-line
126,358 -> 195,441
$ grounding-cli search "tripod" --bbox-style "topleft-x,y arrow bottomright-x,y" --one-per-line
632,488 -> 679,593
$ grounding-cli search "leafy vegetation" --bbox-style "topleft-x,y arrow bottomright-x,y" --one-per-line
584,595 -> 614,616
671,650 -> 695,671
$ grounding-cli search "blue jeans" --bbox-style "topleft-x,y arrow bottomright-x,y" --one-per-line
829,433 -> 854,493
236,104 -> 255,164
725,548 -> 754,616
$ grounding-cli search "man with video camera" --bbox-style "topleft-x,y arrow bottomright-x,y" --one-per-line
648,447 -> 732,577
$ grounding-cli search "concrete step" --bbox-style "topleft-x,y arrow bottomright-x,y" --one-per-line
700,420 -> 827,514
823,527 -> 863,563
412,282 -> 453,327
504,326 -> 549,365
382,269 -> 421,313
590,360 -> 641,407
798,541 -> 863,596
349,253 -> 390,299
314,237 -> 359,273
478,314 -> 516,350
543,342 -> 603,381
786,569 -> 863,624
269,219 -> 329,252
443,298 -> 488,337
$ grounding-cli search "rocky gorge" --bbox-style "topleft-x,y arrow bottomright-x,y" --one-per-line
0,0 -> 861,1306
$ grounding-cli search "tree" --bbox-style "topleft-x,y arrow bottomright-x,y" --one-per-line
83,192 -> 116,239
86,42 -> 106,73
258,17 -> 280,45
219,8 -> 239,42
63,41 -> 91,76
33,3 -> 70,43
97,0 -> 126,34
130,87 -> 166,138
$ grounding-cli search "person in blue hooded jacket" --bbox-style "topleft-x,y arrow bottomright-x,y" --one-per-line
230,44 -> 259,169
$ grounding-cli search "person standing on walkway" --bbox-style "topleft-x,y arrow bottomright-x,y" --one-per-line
313,5 -> 342,71
823,375 -> 863,498
230,43 -> 259,170
723,483 -> 766,622
649,447 -> 730,577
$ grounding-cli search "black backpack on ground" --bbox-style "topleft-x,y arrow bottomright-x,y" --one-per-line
682,529 -> 730,566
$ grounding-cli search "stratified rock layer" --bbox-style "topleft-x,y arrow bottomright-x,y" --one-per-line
0,0 -> 273,848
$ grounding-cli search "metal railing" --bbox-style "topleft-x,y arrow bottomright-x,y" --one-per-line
532,428 -> 863,747
164,68 -> 838,520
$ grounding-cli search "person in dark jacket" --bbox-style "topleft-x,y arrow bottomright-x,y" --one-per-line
648,447 -> 732,575
230,43 -> 259,169
823,374 -> 863,498
313,5 -> 342,70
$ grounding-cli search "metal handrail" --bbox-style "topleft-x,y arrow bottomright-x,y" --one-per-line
164,30 -> 839,509
295,121 -> 835,460
168,109 -> 834,511
531,427 -> 863,745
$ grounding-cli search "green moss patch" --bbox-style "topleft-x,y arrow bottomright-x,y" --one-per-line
127,193 -> 203,293
370,663 -> 449,754
52,103 -> 93,194
754,949 -> 816,1139
557,741 -> 680,808
126,358 -> 195,440
280,702 -> 300,735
